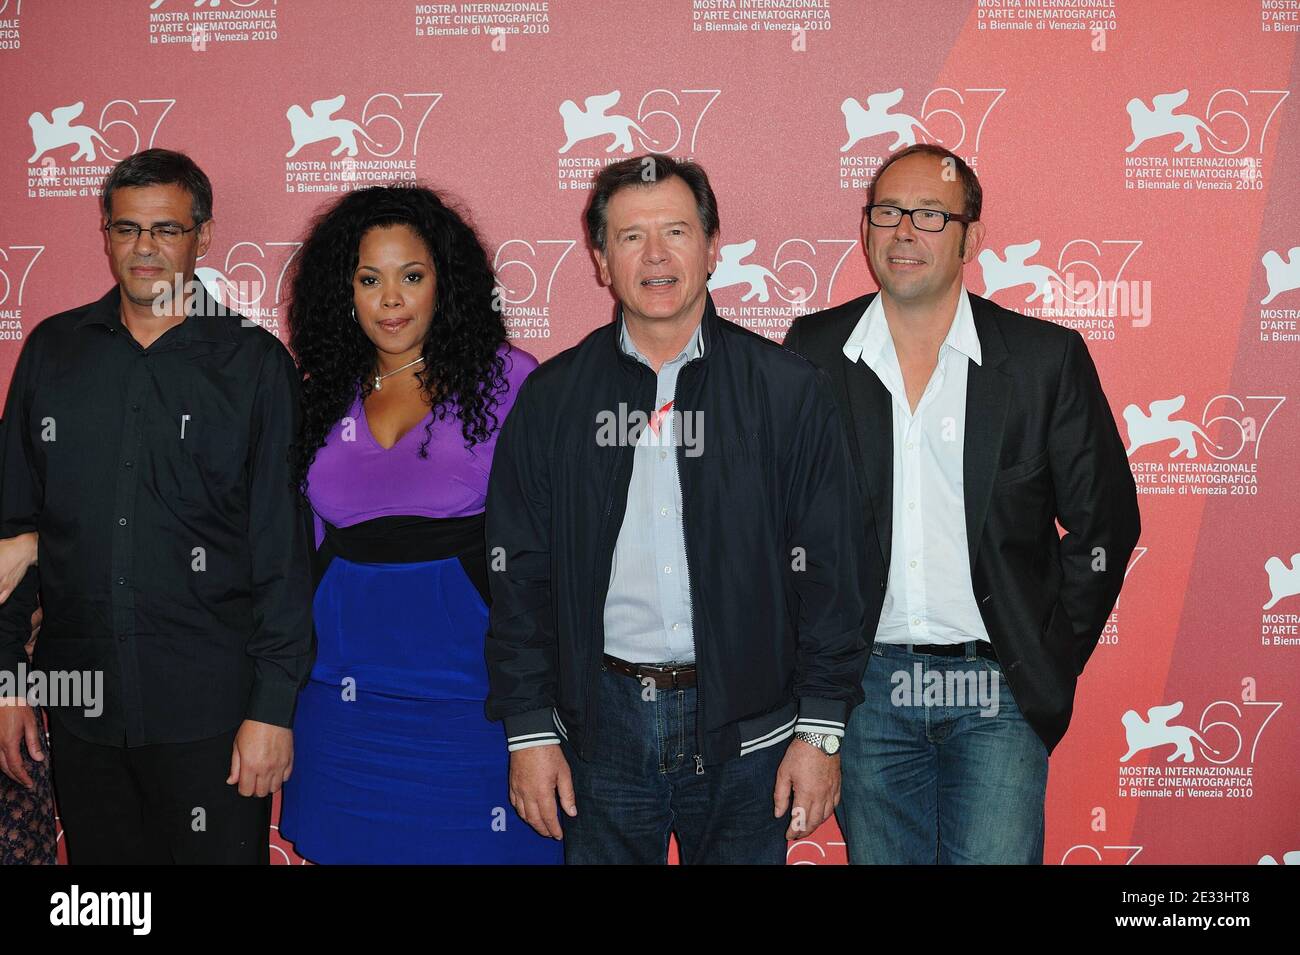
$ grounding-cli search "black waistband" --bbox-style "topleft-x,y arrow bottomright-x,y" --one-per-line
313,513 -> 490,605
886,641 -> 998,662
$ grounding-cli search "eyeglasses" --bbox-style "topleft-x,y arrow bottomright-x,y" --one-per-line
864,204 -> 977,233
104,221 -> 203,244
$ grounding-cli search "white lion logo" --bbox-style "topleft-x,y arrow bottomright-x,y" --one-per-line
1260,247 -> 1300,305
558,91 -> 647,154
708,240 -> 796,304
285,95 -> 378,158
28,102 -> 112,163
1124,90 -> 1226,154
1120,702 -> 1217,764
1122,395 -> 1218,459
840,89 -> 934,153
1263,553 -> 1300,611
978,240 -> 1066,305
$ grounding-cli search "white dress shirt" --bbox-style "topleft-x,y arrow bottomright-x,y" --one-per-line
842,288 -> 992,645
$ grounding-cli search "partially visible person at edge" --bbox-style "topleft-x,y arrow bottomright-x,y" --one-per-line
0,148 -> 313,864
784,143 -> 1140,864
278,183 -> 559,864
484,154 -> 873,864
0,478 -> 56,865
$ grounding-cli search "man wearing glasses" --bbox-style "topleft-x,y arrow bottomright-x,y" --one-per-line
784,144 -> 1139,863
0,149 -> 313,863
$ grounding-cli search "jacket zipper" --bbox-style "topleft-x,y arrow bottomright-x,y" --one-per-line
675,359 -> 705,774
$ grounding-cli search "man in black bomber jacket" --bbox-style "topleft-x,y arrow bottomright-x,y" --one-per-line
484,155 -> 874,864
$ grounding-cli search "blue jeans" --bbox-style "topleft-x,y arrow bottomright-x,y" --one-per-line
837,641 -> 1049,864
560,665 -> 789,864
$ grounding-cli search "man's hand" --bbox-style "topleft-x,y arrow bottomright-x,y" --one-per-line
0,531 -> 38,604
0,698 -> 43,789
226,719 -> 293,797
508,744 -> 576,840
774,738 -> 841,840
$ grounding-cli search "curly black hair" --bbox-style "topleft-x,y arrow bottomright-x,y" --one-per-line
287,184 -> 508,495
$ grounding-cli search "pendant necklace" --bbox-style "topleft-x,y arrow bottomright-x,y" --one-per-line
373,356 -> 424,391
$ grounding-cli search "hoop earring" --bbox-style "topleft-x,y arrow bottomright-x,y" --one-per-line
351,306 -> 358,325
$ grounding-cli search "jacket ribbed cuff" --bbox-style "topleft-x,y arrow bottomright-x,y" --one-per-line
504,706 -> 563,751
795,696 -> 849,738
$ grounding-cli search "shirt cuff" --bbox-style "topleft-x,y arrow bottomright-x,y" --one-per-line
245,678 -> 300,729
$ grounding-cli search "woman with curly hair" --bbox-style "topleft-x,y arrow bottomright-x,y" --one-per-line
278,184 -> 558,864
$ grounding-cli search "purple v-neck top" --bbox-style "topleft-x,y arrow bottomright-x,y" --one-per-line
305,343 -> 538,545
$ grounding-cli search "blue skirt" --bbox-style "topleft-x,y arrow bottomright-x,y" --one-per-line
279,554 -> 562,864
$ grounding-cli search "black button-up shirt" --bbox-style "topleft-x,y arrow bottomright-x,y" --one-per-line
0,285 -> 314,746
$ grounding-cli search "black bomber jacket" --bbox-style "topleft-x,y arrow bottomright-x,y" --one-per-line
484,295 -> 874,767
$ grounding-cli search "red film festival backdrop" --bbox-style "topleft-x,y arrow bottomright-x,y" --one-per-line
1,0 -> 1298,866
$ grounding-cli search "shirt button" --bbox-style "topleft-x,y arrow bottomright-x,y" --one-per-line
909,559 -> 918,568
118,518 -> 128,526
117,577 -> 127,585
659,451 -> 667,461
912,617 -> 921,626
906,442 -> 915,451
663,565 -> 672,575
131,405 -> 140,413
908,501 -> 916,510
671,623 -> 680,631
660,506 -> 669,517
118,635 -> 127,642
124,461 -> 133,469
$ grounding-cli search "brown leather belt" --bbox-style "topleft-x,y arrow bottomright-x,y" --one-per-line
603,654 -> 697,689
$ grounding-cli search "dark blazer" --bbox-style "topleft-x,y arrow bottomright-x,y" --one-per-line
785,291 -> 1140,753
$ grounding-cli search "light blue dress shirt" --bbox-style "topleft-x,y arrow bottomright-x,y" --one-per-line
602,317 -> 704,664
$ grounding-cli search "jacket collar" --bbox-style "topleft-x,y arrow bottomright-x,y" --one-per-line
611,292 -> 722,366
618,309 -> 705,366
843,287 -> 983,388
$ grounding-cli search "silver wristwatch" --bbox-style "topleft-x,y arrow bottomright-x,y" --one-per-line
793,731 -> 840,755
